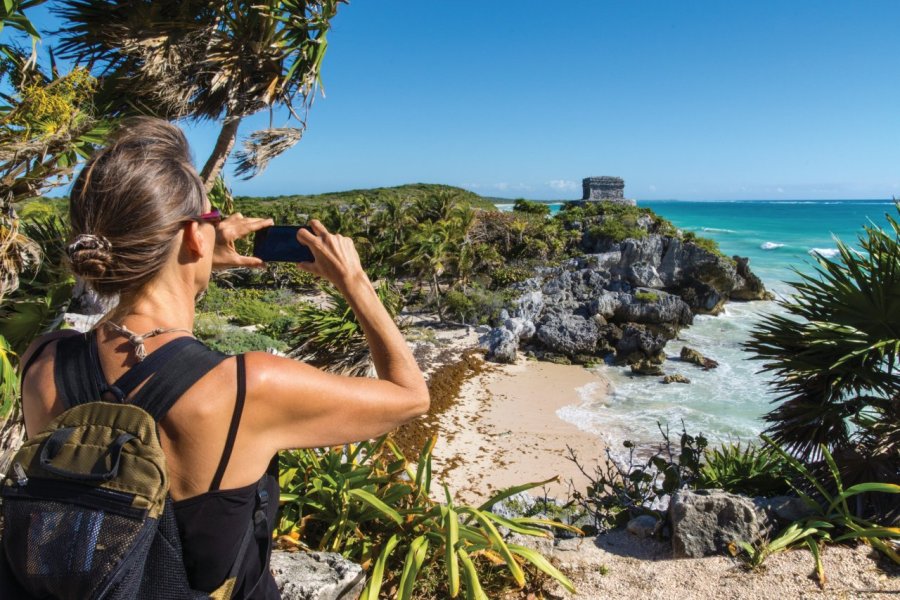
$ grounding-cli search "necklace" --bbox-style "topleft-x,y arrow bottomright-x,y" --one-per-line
104,321 -> 193,362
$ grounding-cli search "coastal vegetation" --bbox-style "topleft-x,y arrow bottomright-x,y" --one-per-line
2,2 -> 898,597
277,436 -> 578,598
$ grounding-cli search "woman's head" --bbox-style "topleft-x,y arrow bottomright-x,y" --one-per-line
67,117 -> 207,298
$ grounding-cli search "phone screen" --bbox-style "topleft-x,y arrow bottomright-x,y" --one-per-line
252,226 -> 316,262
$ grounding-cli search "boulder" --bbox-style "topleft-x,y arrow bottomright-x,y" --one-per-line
270,551 -> 366,600
631,357 -> 665,376
512,290 -> 544,321
535,313 -> 599,357
613,291 -> 693,327
481,327 -> 518,363
731,256 -> 775,301
680,346 -> 719,369
755,495 -> 817,523
615,325 -> 668,363
670,489 -> 776,558
504,317 -> 535,341
662,374 -> 691,384
626,515 -> 661,538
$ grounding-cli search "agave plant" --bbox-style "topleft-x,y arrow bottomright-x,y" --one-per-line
735,437 -> 900,587
278,436 -> 578,598
745,206 -> 900,472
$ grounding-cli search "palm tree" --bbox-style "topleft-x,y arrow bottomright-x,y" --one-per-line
745,206 -> 900,479
397,220 -> 454,317
56,0 -> 345,189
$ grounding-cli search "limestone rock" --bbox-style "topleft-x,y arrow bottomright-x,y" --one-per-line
627,515 -> 661,538
481,327 -> 519,364
680,346 -> 719,369
670,489 -> 775,558
614,290 -> 693,327
631,358 -> 665,376
756,495 -> 817,523
270,551 -> 366,600
662,374 -> 691,384
731,256 -> 775,301
535,313 -> 599,357
615,325 -> 668,363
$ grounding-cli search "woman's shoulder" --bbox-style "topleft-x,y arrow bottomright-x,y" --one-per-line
20,329 -> 83,377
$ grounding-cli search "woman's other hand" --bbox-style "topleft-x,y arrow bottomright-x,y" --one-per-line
296,219 -> 367,291
212,213 -> 274,270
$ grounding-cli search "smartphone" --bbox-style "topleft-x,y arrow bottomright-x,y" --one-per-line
252,225 -> 316,262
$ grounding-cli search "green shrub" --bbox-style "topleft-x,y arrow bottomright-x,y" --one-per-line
193,312 -> 228,339
278,436 -> 578,598
586,218 -> 647,243
745,206 -> 900,489
512,199 -> 551,216
568,423 -> 707,531
443,285 -> 514,325
290,280 -> 405,375
682,231 -> 724,256
200,327 -> 288,354
697,442 -> 792,497
490,265 -> 533,289
634,290 -> 659,303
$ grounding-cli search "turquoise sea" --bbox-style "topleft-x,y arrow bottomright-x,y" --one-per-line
496,199 -> 897,449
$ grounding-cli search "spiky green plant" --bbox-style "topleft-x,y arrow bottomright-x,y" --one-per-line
745,206 -> 900,470
697,441 -> 792,497
278,436 -> 578,599
735,437 -> 900,587
288,280 -> 405,376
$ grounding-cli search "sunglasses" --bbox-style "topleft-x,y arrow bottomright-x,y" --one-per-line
187,208 -> 223,226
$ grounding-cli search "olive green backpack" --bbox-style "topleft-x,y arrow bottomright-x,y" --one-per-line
0,333 -> 263,600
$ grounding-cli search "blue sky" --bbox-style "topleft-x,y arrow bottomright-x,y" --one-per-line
17,1 -> 900,200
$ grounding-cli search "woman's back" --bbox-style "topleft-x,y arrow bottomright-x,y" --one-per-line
21,330 -> 281,597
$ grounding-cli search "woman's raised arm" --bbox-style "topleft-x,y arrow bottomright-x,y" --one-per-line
241,220 -> 429,451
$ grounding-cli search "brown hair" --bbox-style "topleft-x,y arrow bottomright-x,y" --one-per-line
67,117 -> 206,297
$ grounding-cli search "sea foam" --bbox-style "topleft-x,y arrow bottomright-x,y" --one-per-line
808,247 -> 840,258
760,242 -> 784,250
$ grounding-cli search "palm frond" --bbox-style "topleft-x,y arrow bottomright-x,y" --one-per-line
745,204 -> 900,462
233,127 -> 303,179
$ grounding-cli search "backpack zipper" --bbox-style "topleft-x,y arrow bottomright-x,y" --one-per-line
13,462 -> 27,486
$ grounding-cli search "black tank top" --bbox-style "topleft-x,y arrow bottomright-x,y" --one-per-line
22,332 -> 281,599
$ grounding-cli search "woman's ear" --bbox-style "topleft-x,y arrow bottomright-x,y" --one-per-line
182,222 -> 207,258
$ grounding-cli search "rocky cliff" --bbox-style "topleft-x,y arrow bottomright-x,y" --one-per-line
481,231 -> 772,371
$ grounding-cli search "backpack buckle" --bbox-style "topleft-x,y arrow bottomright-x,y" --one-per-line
13,462 -> 28,487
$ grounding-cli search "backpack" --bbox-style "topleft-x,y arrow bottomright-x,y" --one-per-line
0,333 -> 269,600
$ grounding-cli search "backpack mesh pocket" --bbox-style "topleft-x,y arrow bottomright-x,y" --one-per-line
2,496 -> 154,600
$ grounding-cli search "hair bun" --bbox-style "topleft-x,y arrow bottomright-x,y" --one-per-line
67,233 -> 113,279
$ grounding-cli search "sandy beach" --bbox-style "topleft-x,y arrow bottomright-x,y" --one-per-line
430,355 -> 610,505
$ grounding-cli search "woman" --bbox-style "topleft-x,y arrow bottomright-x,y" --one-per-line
17,118 -> 430,598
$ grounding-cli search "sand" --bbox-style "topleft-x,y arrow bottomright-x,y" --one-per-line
430,356 -> 610,505
419,342 -> 899,598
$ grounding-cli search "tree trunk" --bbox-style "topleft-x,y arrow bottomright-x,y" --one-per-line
200,116 -> 242,192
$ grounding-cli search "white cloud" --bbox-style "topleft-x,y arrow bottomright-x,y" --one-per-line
547,179 -> 578,192
648,184 -> 657,192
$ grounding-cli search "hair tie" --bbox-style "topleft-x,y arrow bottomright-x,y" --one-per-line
66,233 -> 112,258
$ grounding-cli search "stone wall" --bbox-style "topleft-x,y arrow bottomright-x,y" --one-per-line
582,176 -> 625,201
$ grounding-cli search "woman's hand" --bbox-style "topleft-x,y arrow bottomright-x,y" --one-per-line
296,219 -> 368,292
212,213 -> 274,270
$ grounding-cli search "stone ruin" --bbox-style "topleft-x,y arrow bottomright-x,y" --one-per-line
581,176 -> 635,205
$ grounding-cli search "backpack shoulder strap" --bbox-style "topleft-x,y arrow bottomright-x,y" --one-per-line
54,332 -> 102,409
128,340 -> 229,422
